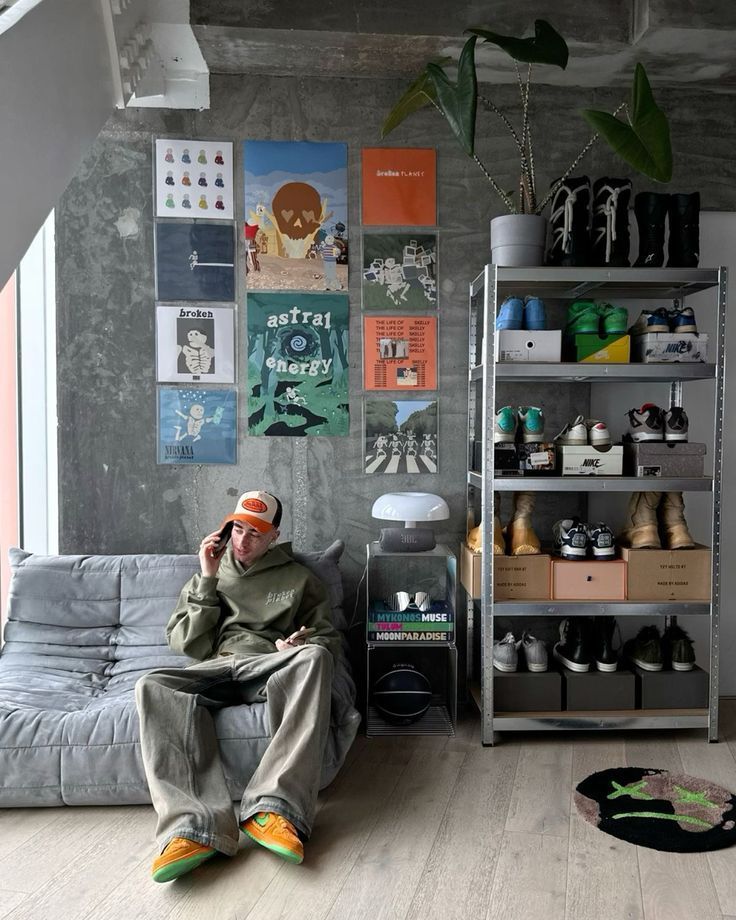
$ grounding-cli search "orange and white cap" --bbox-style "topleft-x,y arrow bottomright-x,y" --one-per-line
221,491 -> 281,533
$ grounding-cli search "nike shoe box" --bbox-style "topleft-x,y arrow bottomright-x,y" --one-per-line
496,330 -> 562,363
623,441 -> 706,478
551,558 -> 627,600
631,332 -> 708,363
620,545 -> 711,601
461,545 -> 551,600
632,664 -> 709,709
570,333 -> 630,363
493,668 -> 563,712
557,444 -> 623,476
562,668 -> 636,711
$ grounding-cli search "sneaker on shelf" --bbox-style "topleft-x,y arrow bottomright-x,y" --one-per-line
554,414 -> 587,446
518,406 -> 545,443
592,616 -> 619,672
662,623 -> 696,671
566,299 -> 601,335
523,296 -> 547,331
586,418 -> 612,447
626,403 -> 664,442
587,522 -> 616,559
553,618 -> 592,672
664,406 -> 689,442
553,518 -> 589,560
625,625 -> 664,672
521,632 -> 548,672
669,305 -> 698,335
494,406 -> 518,444
493,632 -> 520,672
496,296 -> 524,331
600,303 -> 628,335
630,308 -> 670,335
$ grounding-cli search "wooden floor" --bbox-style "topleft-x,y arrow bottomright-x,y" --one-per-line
3,704 -> 736,920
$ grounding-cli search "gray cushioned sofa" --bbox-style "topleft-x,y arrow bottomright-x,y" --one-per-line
0,541 -> 360,806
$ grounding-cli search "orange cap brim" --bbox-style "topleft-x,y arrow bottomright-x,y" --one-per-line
220,512 -> 273,533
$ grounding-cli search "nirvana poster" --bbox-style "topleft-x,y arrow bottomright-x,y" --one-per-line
246,292 -> 349,436
364,398 -> 438,474
158,387 -> 237,464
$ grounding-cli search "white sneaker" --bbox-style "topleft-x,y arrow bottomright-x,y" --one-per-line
554,414 -> 587,446
493,632 -> 520,672
586,419 -> 611,446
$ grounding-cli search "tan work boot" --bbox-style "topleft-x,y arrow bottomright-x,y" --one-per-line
659,491 -> 695,549
506,491 -> 541,556
494,492 -> 505,555
620,491 -> 662,548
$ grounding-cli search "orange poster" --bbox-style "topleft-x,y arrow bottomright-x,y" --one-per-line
361,148 -> 437,226
363,315 -> 437,390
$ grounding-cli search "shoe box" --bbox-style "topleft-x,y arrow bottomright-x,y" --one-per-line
568,333 -> 630,363
493,668 -> 563,712
495,330 -> 562,363
631,664 -> 709,709
482,443 -> 557,476
620,545 -> 711,601
623,441 -> 706,478
557,443 -> 623,476
551,558 -> 627,600
562,669 -> 637,711
631,332 -> 709,363
461,544 -> 551,600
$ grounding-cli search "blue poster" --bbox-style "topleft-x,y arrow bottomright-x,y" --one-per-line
157,387 -> 237,464
156,223 -> 235,302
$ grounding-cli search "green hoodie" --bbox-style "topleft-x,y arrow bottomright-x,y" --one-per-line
166,542 -> 341,661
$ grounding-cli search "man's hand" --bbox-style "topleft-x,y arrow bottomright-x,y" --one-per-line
199,529 -> 226,577
275,626 -> 315,651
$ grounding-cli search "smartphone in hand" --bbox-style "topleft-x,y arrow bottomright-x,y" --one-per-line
212,521 -> 234,558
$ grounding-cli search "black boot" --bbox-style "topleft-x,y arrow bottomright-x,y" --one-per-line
592,617 -> 618,672
634,192 -> 669,267
667,192 -> 700,268
591,178 -> 632,267
553,617 -> 592,672
546,176 -> 591,266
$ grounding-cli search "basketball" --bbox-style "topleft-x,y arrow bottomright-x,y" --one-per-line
372,663 -> 432,725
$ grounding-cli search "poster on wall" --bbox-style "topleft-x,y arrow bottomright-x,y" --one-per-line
157,387 -> 237,464
154,139 -> 234,219
362,233 -> 438,309
361,147 -> 437,226
155,223 -> 235,302
246,291 -> 349,436
364,398 -> 438,474
363,314 -> 437,390
155,305 -> 235,383
243,140 -> 348,292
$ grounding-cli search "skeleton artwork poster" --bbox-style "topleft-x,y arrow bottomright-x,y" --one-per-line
363,315 -> 437,390
154,139 -> 234,219
243,140 -> 348,292
364,398 -> 438,474
156,305 -> 235,383
362,233 -> 438,310
155,223 -> 235,302
157,387 -> 237,464
247,292 -> 349,436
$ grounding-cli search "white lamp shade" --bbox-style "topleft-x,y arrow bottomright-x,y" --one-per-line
371,491 -> 450,527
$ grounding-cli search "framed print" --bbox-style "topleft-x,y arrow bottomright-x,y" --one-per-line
364,397 -> 438,474
362,233 -> 437,309
157,387 -> 237,464
361,147 -> 437,226
155,223 -> 235,302
156,305 -> 235,383
155,139 -> 234,219
363,314 -> 437,390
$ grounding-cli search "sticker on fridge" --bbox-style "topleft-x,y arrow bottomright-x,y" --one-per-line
363,314 -> 437,390
364,398 -> 438,474
156,305 -> 235,383
157,387 -> 237,464
155,139 -> 234,219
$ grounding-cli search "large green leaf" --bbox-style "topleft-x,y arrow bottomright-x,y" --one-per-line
582,64 -> 672,182
426,36 -> 478,156
466,19 -> 568,68
381,58 -> 452,138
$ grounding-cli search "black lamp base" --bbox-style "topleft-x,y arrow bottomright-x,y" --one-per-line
379,527 -> 436,553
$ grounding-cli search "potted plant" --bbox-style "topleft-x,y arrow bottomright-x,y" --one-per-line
382,20 -> 672,266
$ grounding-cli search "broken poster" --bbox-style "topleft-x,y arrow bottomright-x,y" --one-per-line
364,398 -> 438,474
362,233 -> 438,309
157,387 -> 237,464
156,304 -> 235,383
363,314 -> 437,390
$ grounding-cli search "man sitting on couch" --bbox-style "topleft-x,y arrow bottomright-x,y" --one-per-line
135,490 -> 341,882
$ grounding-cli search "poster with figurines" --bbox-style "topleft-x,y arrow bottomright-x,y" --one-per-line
157,387 -> 237,464
156,305 -> 235,383
155,139 -> 234,219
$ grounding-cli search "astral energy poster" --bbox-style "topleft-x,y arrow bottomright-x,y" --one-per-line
362,233 -> 438,309
364,398 -> 438,474
243,140 -> 348,292
155,223 -> 235,302
363,315 -> 437,390
156,305 -> 235,383
155,139 -> 234,219
361,147 -> 437,226
247,292 -> 349,436
157,387 -> 237,464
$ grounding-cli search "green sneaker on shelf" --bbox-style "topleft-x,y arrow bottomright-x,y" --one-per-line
600,302 -> 629,335
566,299 -> 601,335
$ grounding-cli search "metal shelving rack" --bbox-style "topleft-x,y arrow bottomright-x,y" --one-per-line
466,265 -> 727,745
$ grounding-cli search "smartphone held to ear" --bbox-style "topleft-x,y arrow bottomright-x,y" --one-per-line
212,521 -> 234,558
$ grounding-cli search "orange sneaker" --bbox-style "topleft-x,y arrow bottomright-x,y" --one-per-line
241,812 -> 304,864
151,836 -> 216,883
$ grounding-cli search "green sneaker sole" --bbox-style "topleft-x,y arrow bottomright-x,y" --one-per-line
567,317 -> 600,334
243,826 -> 304,864
152,848 -> 216,883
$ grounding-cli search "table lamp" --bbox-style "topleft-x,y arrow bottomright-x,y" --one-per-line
371,491 -> 450,552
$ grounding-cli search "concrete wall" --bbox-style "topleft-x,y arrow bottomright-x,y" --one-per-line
55,75 -> 736,616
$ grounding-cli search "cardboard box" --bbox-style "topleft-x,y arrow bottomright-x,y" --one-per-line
496,329 -> 562,363
633,664 -> 709,709
573,333 -> 630,363
623,441 -> 706,478
552,558 -> 627,600
563,669 -> 636,711
558,444 -> 623,476
461,544 -> 551,600
620,544 -> 711,601
631,332 -> 708,363
517,441 -> 556,473
493,668 -> 563,712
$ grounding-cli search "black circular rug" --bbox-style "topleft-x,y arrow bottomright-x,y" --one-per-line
575,767 -> 736,852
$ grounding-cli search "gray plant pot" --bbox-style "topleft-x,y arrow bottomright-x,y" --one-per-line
490,214 -> 547,267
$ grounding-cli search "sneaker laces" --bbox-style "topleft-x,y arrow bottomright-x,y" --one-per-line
551,184 -> 578,255
594,183 -> 623,264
